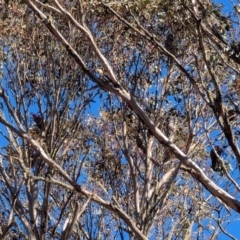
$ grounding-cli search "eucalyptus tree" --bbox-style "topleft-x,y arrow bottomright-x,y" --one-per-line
0,0 -> 240,239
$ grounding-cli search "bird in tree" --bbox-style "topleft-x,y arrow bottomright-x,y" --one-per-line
32,114 -> 44,130
165,34 -> 175,54
210,146 -> 224,172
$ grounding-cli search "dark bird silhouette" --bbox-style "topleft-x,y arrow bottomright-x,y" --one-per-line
165,34 -> 175,54
136,134 -> 146,153
210,146 -> 223,172
32,114 -> 44,130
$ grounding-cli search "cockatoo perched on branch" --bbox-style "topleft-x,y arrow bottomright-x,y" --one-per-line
210,146 -> 223,172
32,114 -> 44,130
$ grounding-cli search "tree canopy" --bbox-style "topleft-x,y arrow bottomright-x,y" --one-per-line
0,0 -> 240,239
